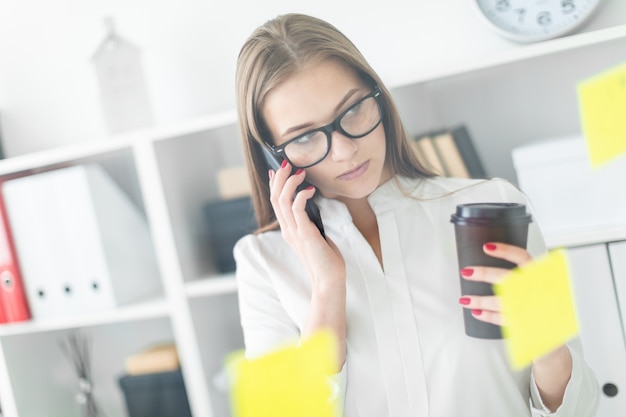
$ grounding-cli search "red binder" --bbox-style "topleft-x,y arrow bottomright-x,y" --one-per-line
0,190 -> 31,323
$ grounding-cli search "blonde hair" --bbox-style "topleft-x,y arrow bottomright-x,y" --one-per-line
236,13 -> 434,231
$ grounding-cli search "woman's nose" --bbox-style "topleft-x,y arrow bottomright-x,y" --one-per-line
329,131 -> 358,161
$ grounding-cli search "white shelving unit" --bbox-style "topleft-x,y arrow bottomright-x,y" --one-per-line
0,12 -> 623,417
0,110 -> 244,417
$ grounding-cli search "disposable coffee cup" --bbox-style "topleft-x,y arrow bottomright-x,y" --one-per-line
450,203 -> 532,339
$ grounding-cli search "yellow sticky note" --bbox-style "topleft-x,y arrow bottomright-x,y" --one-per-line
494,250 -> 579,370
226,330 -> 340,417
577,61 -> 626,168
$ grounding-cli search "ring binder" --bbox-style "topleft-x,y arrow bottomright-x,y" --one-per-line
1,164 -> 162,320
0,190 -> 31,323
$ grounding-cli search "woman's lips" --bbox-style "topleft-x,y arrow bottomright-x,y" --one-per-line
337,160 -> 370,181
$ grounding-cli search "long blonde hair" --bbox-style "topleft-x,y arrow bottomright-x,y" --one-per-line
236,13 -> 434,231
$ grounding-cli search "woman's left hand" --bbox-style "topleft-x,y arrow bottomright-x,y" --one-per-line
457,242 -> 532,326
459,242 -> 573,410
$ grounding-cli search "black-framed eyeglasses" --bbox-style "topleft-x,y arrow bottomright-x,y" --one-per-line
265,86 -> 383,169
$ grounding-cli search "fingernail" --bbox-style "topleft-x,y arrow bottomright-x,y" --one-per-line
268,169 -> 274,179
281,159 -> 288,169
484,243 -> 497,251
458,297 -> 471,305
305,185 -> 315,191
460,268 -> 473,277
294,168 -> 304,175
472,309 -> 482,316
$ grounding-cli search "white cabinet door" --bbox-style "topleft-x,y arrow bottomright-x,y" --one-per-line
567,244 -> 626,417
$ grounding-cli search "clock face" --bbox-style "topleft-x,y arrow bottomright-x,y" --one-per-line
474,0 -> 602,42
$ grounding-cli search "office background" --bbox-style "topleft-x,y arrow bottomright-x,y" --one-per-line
0,1 -> 625,417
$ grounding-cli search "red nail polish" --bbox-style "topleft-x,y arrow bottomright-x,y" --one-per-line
294,168 -> 304,175
305,185 -> 315,191
281,159 -> 288,169
484,243 -> 497,251
268,169 -> 274,179
460,268 -> 474,277
472,309 -> 482,316
459,297 -> 471,305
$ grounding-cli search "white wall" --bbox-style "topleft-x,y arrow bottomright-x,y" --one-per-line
0,0 -> 624,157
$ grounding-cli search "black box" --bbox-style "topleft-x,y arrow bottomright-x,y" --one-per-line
204,196 -> 258,273
118,370 -> 192,417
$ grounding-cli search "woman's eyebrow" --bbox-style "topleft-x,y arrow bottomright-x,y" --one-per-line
281,88 -> 362,138
333,88 -> 361,112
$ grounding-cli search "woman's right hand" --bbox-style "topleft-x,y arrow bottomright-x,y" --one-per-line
270,160 -> 348,368
269,160 -> 346,287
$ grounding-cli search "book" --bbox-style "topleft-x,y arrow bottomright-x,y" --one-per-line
125,343 -> 180,375
217,166 -> 252,200
413,133 -> 447,176
204,196 -> 257,273
449,125 -> 488,179
431,130 -> 471,179
118,369 -> 192,417
0,189 -> 31,323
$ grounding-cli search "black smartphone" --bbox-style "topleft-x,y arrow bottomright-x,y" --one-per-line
261,145 -> 326,239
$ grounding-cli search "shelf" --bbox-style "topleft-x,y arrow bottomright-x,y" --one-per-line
148,109 -> 237,144
0,317 -> 174,417
0,136 -> 137,178
0,298 -> 170,337
0,108 -> 238,178
186,274 -> 238,298
389,24 -> 626,88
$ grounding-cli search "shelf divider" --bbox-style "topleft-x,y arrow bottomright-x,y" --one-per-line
133,140 -> 216,417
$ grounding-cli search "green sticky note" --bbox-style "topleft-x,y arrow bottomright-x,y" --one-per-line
577,61 -> 626,168
494,250 -> 579,370
226,330 -> 340,417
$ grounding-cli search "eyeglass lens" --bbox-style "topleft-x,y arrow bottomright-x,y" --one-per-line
284,94 -> 381,168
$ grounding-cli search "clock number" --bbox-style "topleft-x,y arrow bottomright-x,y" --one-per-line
561,0 -> 576,14
475,0 -> 602,41
537,11 -> 552,26
513,8 -> 526,24
495,0 -> 511,12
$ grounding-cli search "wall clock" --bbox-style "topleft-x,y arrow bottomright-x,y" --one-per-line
472,0 -> 603,43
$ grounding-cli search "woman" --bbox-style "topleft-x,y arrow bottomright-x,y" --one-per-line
234,13 -> 598,417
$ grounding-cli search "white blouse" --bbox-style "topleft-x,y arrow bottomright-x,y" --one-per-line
234,176 -> 599,417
